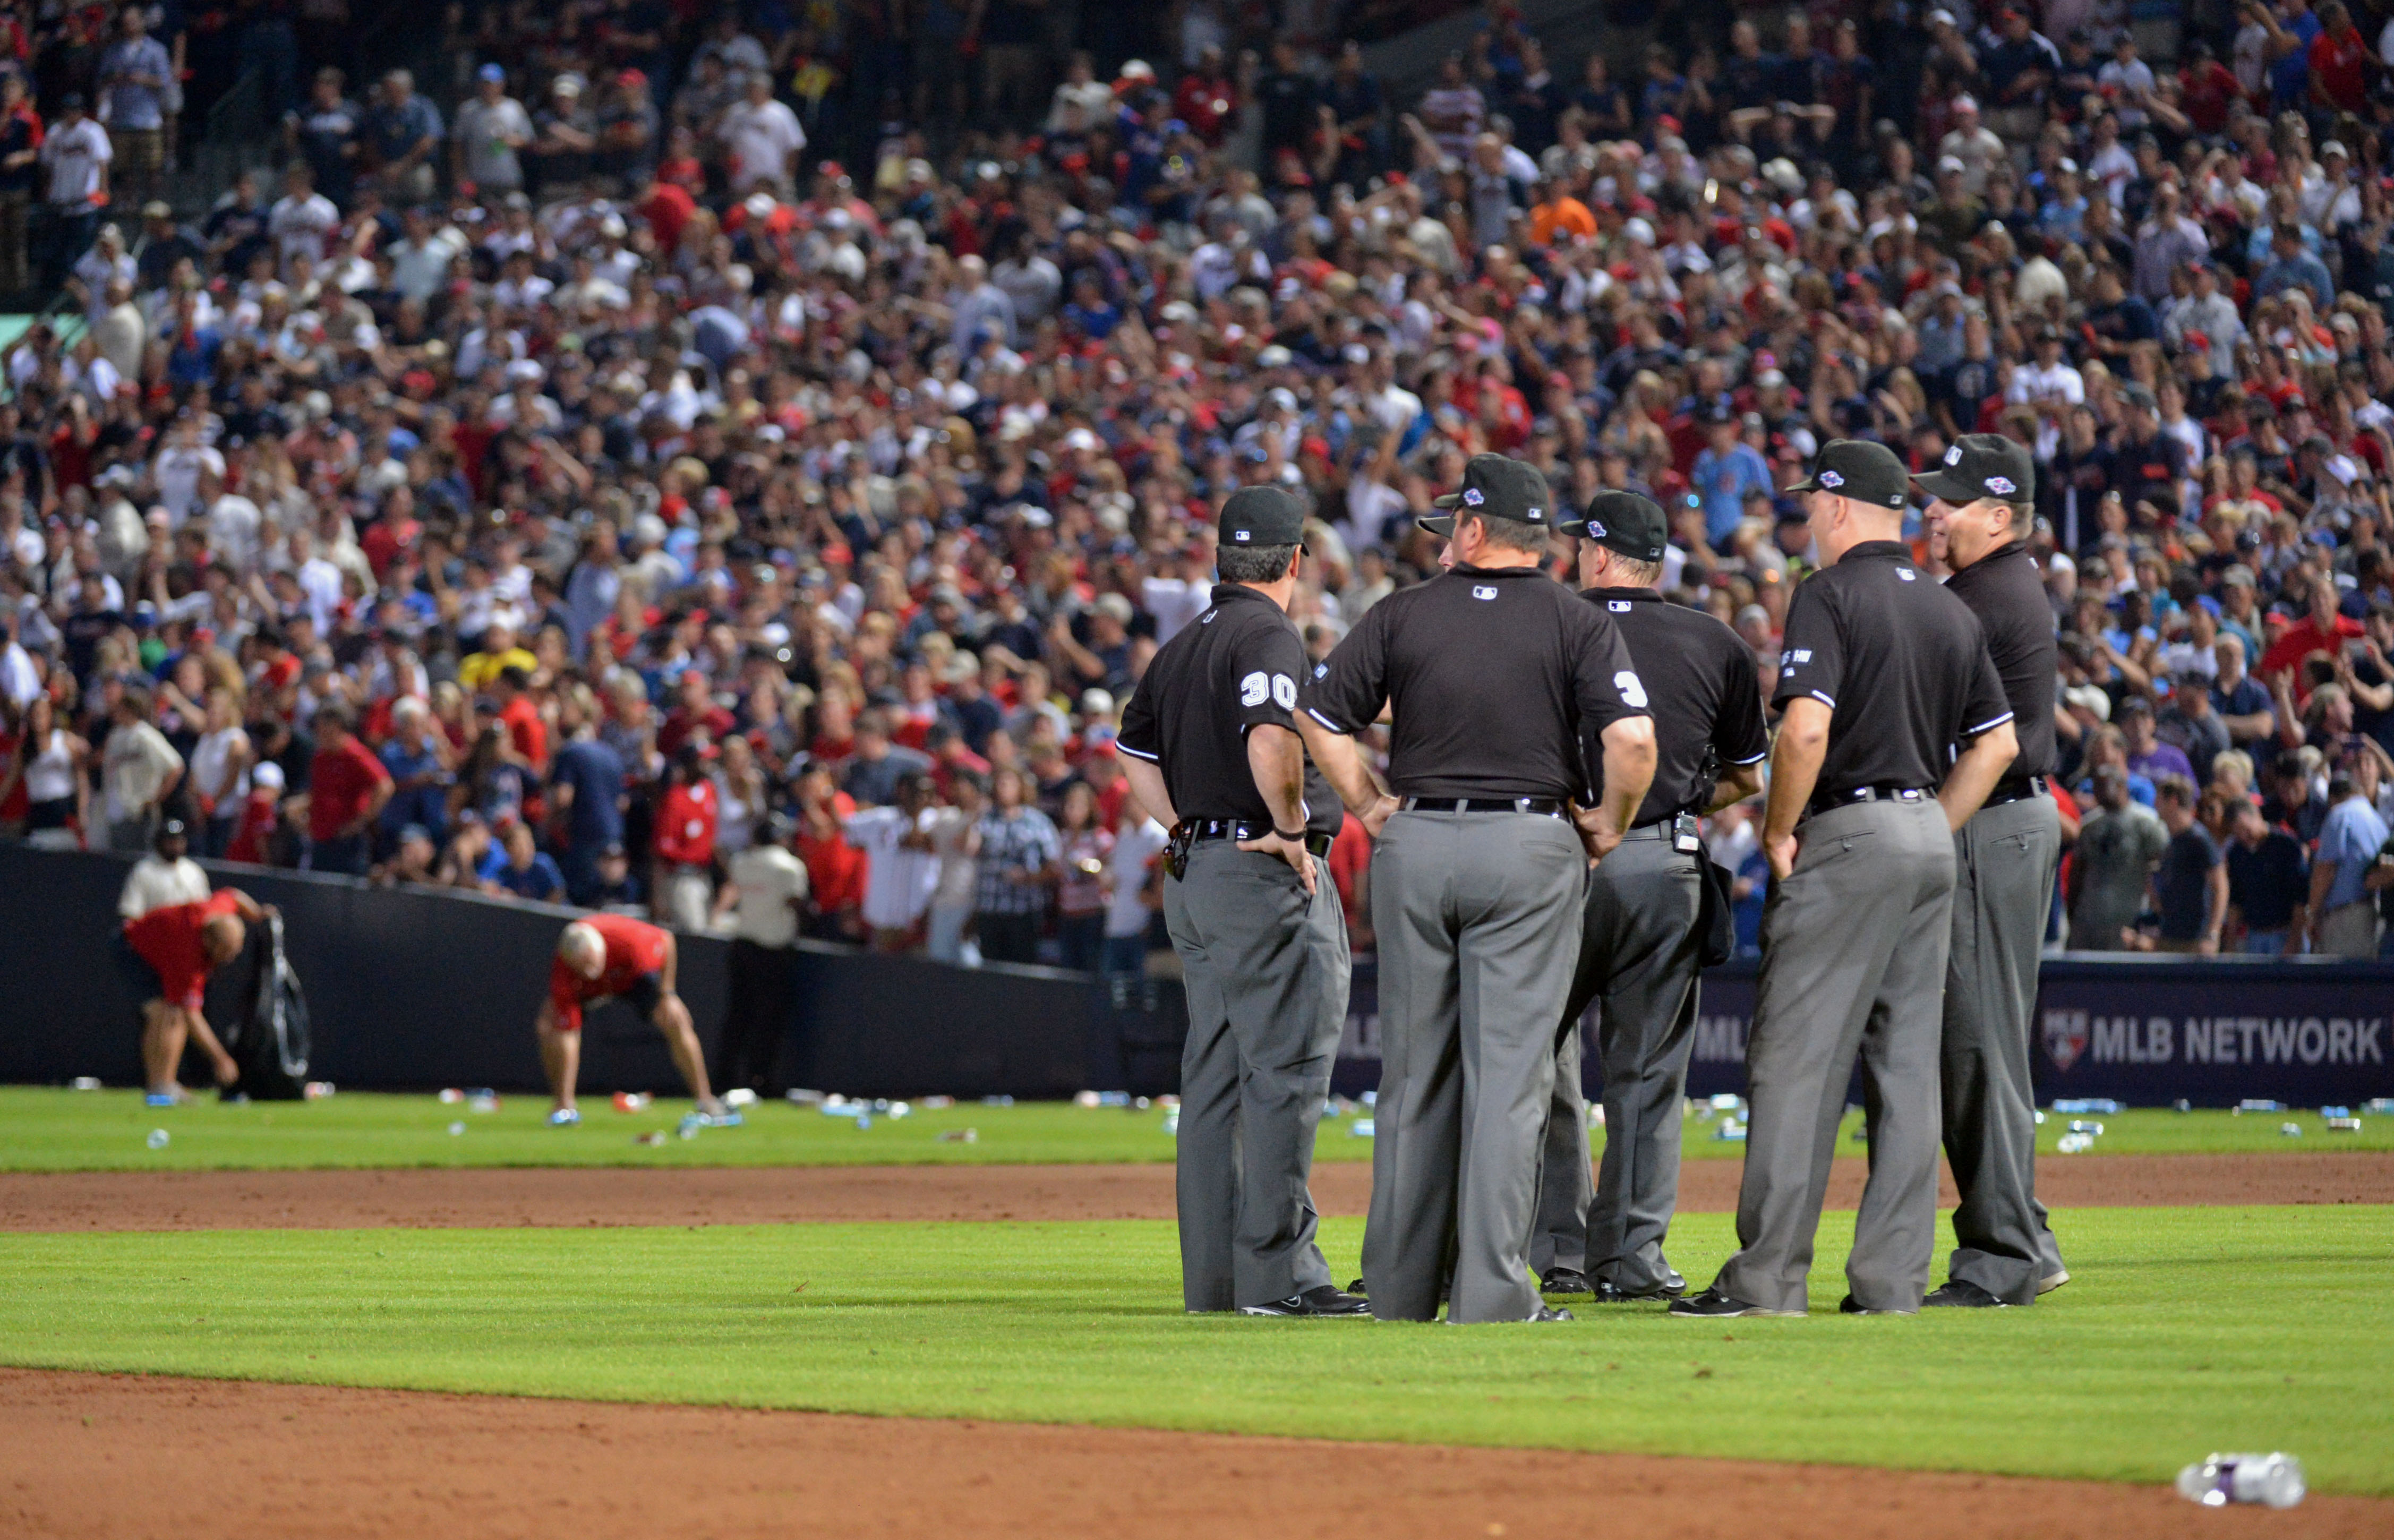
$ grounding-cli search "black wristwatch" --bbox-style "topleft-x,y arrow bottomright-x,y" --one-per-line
1272,826 -> 1308,843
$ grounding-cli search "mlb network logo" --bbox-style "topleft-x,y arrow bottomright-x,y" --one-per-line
2042,1009 -> 2384,1072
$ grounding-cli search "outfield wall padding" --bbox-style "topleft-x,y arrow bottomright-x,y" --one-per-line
4,845 -> 2390,1105
0,846 -> 1103,1100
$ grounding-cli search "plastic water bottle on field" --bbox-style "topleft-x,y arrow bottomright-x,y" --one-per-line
2175,1453 -> 2305,1509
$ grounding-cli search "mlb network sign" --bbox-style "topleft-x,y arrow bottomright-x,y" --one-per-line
2040,1011 -> 2383,1073
2017,965 -> 2390,1103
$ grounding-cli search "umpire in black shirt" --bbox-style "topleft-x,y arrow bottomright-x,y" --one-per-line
1116,486 -> 1366,1319
1678,440 -> 2017,1320
1296,454 -> 1657,1324
1915,434 -> 2070,1308
1531,492 -> 1769,1302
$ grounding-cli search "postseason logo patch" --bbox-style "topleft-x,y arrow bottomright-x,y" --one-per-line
1587,519 -> 1608,538
1818,469 -> 1844,489
1462,486 -> 1485,507
1984,475 -> 2017,496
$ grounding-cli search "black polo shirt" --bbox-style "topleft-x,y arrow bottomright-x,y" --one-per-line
1586,587 -> 1768,826
1301,564 -> 1648,801
1117,583 -> 1341,837
1942,538 -> 2058,779
1772,541 -> 2012,797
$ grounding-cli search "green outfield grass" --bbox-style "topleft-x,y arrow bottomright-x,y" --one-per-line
2,1087 -> 2389,1171
1,1207 -> 2387,1493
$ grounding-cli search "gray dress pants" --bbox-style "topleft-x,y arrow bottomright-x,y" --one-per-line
1360,809 -> 1588,1324
1531,829 -> 1704,1291
1166,840 -> 1350,1312
1712,798 -> 1956,1314
1531,1023 -> 1594,1278
1943,793 -> 2066,1304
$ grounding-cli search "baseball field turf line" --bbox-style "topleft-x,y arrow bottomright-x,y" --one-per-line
5,1086 -> 2389,1170
1,1208 -> 2386,1494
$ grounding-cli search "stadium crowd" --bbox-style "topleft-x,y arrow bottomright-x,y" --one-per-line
7,0 -> 2394,966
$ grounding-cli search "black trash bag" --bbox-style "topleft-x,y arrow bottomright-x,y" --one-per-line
224,912 -> 310,1100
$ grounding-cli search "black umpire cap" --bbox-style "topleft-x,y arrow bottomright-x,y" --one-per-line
1219,484 -> 1307,546
1913,433 -> 2036,505
1417,452 -> 1557,536
1558,490 -> 1670,563
1789,439 -> 1910,510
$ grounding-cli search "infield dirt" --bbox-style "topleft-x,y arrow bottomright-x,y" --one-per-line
2,1150 -> 2388,1231
6,1367 -> 2387,1540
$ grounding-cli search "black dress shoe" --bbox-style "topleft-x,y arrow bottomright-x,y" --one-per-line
1668,1287 -> 1799,1318
1345,1278 -> 1367,1297
1591,1279 -> 1673,1303
1923,1280 -> 2011,1308
1661,1267 -> 1687,1296
1837,1295 -> 1916,1315
1529,1305 -> 1574,1322
1540,1267 -> 1593,1295
2037,1268 -> 2070,1295
1239,1285 -> 1371,1317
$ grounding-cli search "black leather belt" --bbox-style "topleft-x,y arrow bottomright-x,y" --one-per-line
1982,775 -> 2050,807
1804,784 -> 1933,820
1187,818 -> 1334,856
1620,810 -> 1705,847
1398,797 -> 1568,818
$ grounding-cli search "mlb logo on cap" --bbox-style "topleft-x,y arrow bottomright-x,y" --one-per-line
1216,485 -> 1306,547
1417,453 -> 1559,537
1558,490 -> 1669,562
1913,432 -> 2037,508
1793,439 -> 1912,510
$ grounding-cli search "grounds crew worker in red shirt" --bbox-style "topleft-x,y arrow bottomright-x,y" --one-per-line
124,870 -> 270,1106
541,912 -> 737,1131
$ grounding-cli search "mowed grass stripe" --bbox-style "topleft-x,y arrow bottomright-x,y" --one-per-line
6,1087 -> 2390,1171
1,1208 -> 2387,1493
